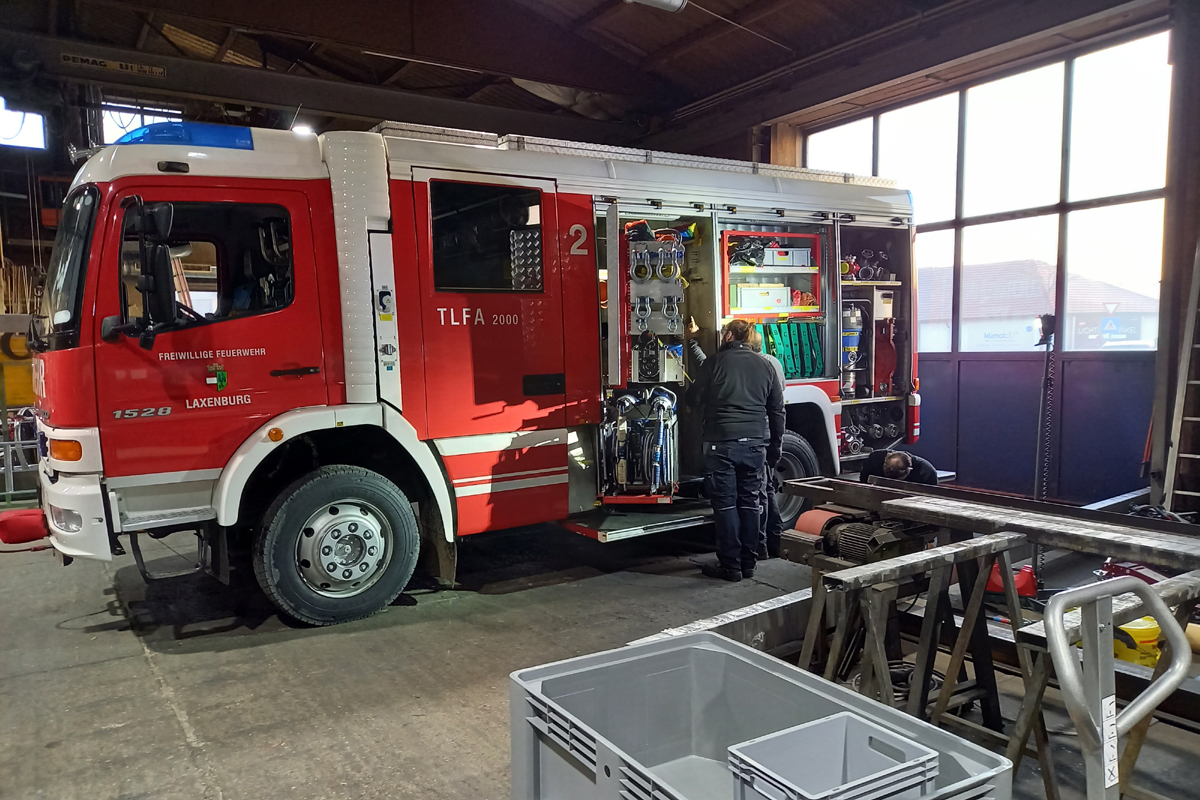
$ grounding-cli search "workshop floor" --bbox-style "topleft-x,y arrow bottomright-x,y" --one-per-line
4,530 -> 1199,800
0,526 -> 810,800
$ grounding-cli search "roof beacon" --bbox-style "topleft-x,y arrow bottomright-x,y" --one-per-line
114,121 -> 254,151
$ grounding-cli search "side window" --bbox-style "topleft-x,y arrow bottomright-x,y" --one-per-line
120,202 -> 293,325
430,181 -> 543,292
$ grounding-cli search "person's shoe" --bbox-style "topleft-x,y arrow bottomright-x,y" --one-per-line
757,545 -> 770,560
742,566 -> 756,579
701,563 -> 742,582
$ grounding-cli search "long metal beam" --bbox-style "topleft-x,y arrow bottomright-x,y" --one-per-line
0,29 -> 636,143
643,0 -> 1166,152
79,0 -> 672,100
785,476 -> 1199,538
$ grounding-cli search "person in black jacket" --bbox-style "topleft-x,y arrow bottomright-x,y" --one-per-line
686,319 -> 785,582
859,449 -> 937,485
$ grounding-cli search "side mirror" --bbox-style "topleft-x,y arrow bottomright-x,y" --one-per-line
101,315 -> 124,342
144,202 -> 174,240
144,244 -> 178,326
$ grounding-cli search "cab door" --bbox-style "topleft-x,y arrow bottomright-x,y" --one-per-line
412,170 -> 568,534
93,184 -> 328,479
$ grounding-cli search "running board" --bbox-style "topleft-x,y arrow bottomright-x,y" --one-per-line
561,503 -> 712,543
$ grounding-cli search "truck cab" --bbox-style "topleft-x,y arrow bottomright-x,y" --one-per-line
27,120 -> 918,625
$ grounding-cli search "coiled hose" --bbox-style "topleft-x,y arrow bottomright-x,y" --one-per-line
849,660 -> 945,705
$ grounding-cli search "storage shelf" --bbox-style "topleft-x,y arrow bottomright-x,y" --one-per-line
842,280 -> 901,286
732,265 -> 819,274
729,306 -> 821,315
841,395 -> 904,406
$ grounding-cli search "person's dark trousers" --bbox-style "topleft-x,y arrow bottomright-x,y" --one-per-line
759,463 -> 782,557
704,440 -> 765,571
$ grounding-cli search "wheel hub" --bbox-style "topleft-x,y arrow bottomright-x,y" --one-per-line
296,502 -> 391,597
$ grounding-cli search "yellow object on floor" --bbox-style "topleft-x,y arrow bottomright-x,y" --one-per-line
1114,616 -> 1161,667
1187,622 -> 1200,654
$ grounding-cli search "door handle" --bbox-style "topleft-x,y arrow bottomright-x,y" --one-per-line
270,366 -> 321,377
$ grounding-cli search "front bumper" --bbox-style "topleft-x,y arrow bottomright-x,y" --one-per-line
41,468 -> 112,561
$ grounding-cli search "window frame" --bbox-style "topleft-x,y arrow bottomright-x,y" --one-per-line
802,26 -> 1171,354
116,200 -> 296,331
428,179 -> 547,295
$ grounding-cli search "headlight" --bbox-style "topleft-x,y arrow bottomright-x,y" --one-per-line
49,505 -> 83,532
49,439 -> 83,462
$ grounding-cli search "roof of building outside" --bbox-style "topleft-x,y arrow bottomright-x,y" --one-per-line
917,260 -> 1159,320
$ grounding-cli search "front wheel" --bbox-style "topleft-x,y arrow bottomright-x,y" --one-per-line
773,432 -> 821,532
253,465 -> 420,626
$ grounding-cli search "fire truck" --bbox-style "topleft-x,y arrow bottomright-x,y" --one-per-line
21,120 -> 918,625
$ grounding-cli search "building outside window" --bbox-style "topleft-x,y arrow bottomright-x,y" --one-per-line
805,31 -> 1171,353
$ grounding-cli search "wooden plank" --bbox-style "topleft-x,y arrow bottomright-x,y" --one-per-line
907,564 -> 950,719
1017,568 -> 1200,647
931,554 -> 996,724
882,496 -> 1200,569
823,531 -> 1025,591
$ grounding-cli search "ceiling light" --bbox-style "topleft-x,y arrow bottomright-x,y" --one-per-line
292,124 -> 314,135
624,0 -> 687,10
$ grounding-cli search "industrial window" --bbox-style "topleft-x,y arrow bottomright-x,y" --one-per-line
879,94 -> 958,225
1069,34 -> 1171,202
963,63 -> 1064,218
0,97 -> 46,150
430,181 -> 544,292
818,29 -> 1171,353
805,117 -> 872,176
120,203 -> 293,326
959,215 -> 1059,352
1065,199 -> 1164,350
914,230 -> 954,353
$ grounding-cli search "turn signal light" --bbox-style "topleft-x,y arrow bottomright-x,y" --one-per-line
268,427 -> 284,442
49,439 -> 83,462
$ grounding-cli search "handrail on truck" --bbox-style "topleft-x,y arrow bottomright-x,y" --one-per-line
1043,576 -> 1192,800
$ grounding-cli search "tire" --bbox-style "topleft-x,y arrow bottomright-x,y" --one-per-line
773,432 -> 821,532
253,465 -> 420,626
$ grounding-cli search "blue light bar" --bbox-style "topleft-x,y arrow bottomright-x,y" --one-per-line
114,121 -> 254,150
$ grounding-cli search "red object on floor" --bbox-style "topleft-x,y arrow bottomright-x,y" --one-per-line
0,508 -> 47,545
986,562 -> 1037,597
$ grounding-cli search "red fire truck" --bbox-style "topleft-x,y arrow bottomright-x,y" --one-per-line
21,121 -> 918,624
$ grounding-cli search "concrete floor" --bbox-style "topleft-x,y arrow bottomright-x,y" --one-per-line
0,525 -> 810,800
4,527 -> 1199,800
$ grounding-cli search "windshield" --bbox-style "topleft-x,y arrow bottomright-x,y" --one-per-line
39,186 -> 99,350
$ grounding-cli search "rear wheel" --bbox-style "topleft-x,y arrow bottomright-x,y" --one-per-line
253,465 -> 420,626
774,432 -> 821,532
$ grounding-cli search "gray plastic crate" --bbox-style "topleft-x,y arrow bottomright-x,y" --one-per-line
511,632 -> 1010,800
728,712 -> 938,800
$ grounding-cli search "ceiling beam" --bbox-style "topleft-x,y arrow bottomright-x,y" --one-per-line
137,11 -> 190,59
642,0 -> 794,69
381,61 -> 417,86
250,34 -> 375,83
77,0 -> 672,100
2,29 -> 635,142
645,0 -> 1166,152
212,26 -> 237,62
134,11 -> 153,50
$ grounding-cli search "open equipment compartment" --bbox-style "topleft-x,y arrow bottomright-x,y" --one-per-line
597,206 -> 713,503
838,223 -> 918,461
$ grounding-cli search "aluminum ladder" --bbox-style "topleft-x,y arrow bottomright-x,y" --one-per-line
1163,238 -> 1200,512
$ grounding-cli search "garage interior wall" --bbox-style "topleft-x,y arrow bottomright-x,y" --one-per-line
806,30 -> 1171,503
